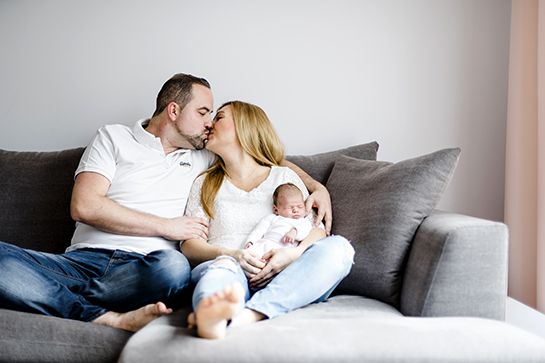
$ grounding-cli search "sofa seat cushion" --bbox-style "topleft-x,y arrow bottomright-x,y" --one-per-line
0,308 -> 132,363
118,296 -> 545,363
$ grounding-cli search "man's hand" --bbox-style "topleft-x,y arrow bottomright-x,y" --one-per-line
162,216 -> 210,241
305,185 -> 332,235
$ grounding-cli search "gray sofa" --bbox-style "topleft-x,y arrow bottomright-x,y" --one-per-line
1,143 -> 545,363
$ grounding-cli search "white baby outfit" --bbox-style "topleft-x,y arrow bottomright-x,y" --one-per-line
245,214 -> 313,257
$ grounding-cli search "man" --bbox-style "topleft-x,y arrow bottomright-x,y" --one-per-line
0,73 -> 331,332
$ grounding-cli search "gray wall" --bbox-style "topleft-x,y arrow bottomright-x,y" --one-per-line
0,0 -> 512,222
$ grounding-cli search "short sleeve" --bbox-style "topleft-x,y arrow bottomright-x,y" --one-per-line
75,126 -> 117,182
184,174 -> 210,222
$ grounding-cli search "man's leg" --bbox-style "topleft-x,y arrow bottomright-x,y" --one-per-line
0,242 -> 107,322
71,249 -> 192,313
0,243 -> 188,331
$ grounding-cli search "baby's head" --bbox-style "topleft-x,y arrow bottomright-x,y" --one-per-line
273,183 -> 305,219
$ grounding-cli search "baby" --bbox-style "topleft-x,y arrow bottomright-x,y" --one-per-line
244,183 -> 313,257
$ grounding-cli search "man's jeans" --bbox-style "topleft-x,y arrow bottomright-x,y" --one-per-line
191,235 -> 355,319
0,242 -> 191,322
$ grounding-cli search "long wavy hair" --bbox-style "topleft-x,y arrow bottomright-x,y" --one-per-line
200,101 -> 285,219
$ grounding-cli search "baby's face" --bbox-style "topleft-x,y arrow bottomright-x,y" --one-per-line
274,193 -> 305,219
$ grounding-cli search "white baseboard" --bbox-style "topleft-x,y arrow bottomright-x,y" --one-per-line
505,297 -> 545,340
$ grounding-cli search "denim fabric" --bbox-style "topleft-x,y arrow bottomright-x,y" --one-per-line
0,242 -> 191,322
191,236 -> 354,319
191,255 -> 251,313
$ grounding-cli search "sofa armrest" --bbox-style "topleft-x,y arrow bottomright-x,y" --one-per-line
399,211 -> 508,320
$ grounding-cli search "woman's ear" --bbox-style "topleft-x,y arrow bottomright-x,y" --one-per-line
166,102 -> 180,122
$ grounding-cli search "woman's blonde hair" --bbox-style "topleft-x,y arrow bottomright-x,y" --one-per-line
200,101 -> 285,219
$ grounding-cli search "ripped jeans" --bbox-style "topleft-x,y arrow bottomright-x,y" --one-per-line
190,235 -> 354,319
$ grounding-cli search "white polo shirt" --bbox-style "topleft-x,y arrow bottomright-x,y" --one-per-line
68,119 -> 216,254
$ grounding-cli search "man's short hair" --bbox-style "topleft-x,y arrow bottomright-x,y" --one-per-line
152,73 -> 211,117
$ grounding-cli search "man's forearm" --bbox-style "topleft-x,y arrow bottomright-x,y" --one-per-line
71,171 -> 173,239
71,192 -> 167,238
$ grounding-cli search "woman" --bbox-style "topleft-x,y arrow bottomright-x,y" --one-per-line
181,101 -> 354,339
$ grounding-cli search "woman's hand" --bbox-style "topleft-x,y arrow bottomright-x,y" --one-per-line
249,247 -> 303,288
229,249 -> 266,279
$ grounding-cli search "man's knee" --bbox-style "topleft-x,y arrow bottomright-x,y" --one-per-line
148,249 -> 189,267
145,250 -> 191,285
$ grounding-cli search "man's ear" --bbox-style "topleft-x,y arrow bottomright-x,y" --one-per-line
166,102 -> 180,122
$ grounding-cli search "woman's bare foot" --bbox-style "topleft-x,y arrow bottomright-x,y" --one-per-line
195,282 -> 245,339
92,302 -> 173,332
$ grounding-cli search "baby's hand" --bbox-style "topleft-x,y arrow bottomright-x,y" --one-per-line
283,229 -> 297,244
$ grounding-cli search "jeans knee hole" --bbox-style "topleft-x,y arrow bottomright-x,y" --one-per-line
212,258 -> 237,271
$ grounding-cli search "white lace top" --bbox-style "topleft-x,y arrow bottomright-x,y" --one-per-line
183,166 -> 319,250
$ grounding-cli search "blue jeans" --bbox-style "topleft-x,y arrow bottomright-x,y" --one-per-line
0,242 -> 191,322
191,235 -> 354,319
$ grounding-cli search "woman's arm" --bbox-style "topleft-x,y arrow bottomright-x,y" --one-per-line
181,238 -> 266,278
249,227 -> 327,288
281,159 -> 332,235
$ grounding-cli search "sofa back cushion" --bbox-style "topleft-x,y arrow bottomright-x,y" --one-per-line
286,142 -> 379,185
0,148 -> 85,254
0,143 -> 378,255
326,149 -> 461,308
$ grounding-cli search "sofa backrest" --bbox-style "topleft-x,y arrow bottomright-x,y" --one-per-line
0,148 -> 85,254
0,142 -> 379,255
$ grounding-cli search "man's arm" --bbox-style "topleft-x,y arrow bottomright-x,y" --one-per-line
281,159 -> 332,235
70,171 -> 209,241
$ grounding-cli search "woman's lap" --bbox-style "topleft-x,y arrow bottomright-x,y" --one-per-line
191,235 -> 354,318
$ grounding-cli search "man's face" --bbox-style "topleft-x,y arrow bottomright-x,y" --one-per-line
174,84 -> 214,150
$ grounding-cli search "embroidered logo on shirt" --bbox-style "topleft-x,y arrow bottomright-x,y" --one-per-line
180,161 -> 192,168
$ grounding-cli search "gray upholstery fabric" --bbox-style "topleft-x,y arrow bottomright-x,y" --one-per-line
0,147 -> 135,363
0,148 -> 85,254
327,149 -> 461,307
0,308 -> 132,363
285,141 -> 379,185
2,144 -> 542,363
119,295 -> 545,363
400,211 -> 509,320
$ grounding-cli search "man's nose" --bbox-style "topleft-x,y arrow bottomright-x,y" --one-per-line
205,115 -> 213,128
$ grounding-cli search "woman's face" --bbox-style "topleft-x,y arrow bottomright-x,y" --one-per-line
206,105 -> 238,153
